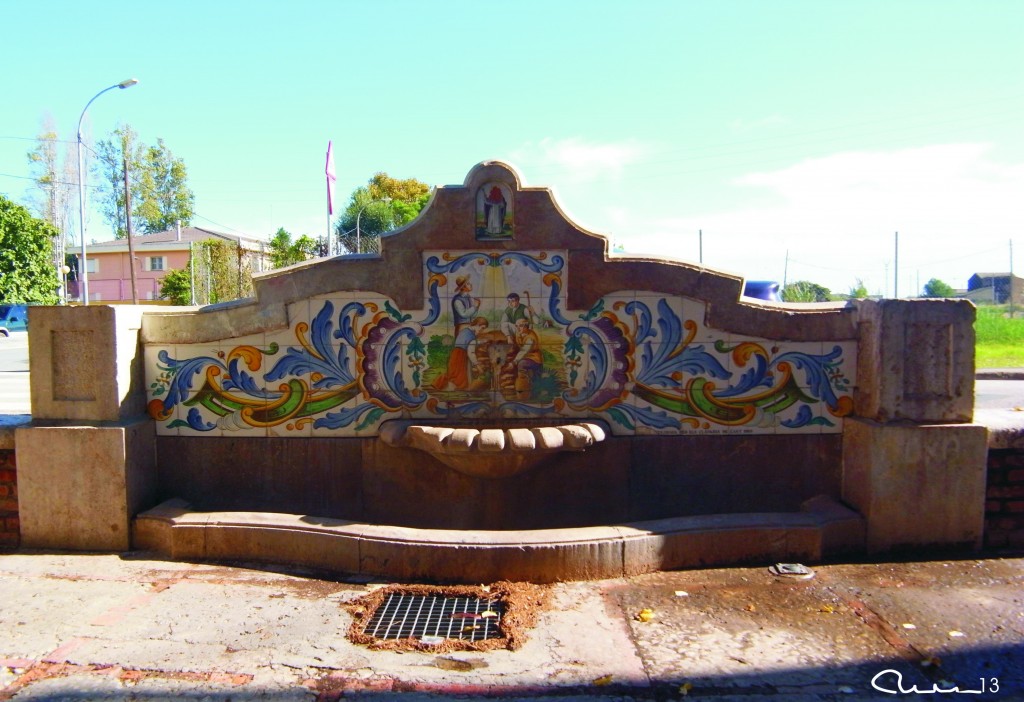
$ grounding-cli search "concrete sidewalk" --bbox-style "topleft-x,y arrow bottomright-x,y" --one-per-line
0,550 -> 1021,701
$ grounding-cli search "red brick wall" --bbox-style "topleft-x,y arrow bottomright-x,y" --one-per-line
986,448 -> 1024,549
0,449 -> 18,547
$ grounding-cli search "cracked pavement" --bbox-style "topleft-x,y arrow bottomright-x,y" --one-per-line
0,550 -> 1021,700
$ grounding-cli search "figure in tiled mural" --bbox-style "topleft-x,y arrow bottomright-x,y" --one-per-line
500,293 -> 537,344
483,185 -> 506,235
451,275 -> 481,335
476,183 -> 512,239
432,316 -> 490,391
503,317 -> 543,399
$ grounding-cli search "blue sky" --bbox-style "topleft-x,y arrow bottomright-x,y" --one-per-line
2,0 -> 1022,296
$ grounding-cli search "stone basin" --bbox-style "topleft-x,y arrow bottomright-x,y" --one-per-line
378,420 -> 609,478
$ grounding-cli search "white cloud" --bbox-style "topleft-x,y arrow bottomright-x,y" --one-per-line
620,143 -> 1024,294
508,137 -> 652,184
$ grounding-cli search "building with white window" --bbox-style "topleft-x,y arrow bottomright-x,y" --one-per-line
66,226 -> 267,303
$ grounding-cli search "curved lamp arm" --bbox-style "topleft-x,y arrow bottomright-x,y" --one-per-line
76,78 -> 138,304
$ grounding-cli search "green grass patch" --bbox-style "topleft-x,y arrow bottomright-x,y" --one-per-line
975,305 -> 1024,368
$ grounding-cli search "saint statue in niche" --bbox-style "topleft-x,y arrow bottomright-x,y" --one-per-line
475,183 -> 512,239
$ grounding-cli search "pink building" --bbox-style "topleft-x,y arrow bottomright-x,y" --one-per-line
66,226 -> 266,303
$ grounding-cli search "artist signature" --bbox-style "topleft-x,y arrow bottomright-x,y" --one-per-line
871,670 -> 1001,695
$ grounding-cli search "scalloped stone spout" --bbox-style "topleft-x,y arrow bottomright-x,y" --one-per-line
378,420 -> 609,478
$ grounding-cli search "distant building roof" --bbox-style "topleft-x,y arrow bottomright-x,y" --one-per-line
69,226 -> 264,253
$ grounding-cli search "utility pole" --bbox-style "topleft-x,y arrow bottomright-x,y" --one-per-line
894,232 -> 899,299
123,156 -> 139,304
699,229 -> 703,264
188,239 -> 196,305
1011,239 -> 1016,317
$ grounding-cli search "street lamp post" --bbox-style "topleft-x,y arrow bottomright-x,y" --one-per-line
60,265 -> 71,304
77,78 -> 138,305
354,197 -> 391,254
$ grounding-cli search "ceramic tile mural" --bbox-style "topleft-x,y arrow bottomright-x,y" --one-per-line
146,250 -> 855,437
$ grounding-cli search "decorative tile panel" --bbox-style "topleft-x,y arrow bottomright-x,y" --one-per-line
147,250 -> 855,437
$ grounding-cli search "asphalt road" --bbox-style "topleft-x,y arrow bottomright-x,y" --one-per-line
0,331 -> 28,415
0,330 -> 28,372
975,377 -> 1024,410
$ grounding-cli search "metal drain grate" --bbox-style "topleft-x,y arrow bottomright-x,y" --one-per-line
362,593 -> 506,642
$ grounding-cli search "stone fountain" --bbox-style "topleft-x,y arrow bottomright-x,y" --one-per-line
13,162 -> 988,583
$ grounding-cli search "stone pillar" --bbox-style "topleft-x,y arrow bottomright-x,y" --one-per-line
843,419 -> 987,551
15,305 -> 156,551
16,421 -> 155,550
28,305 -> 147,422
853,298 -> 975,423
844,299 -> 987,552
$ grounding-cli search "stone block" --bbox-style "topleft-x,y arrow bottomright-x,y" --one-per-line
28,305 -> 147,421
842,418 -> 987,552
15,419 -> 156,551
852,299 -> 975,423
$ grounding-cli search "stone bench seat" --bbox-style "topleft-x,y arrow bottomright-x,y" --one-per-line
133,495 -> 865,584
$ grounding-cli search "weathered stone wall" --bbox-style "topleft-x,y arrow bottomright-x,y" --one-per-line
153,433 -> 842,530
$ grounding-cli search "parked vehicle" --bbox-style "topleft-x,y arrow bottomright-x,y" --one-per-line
743,280 -> 781,302
0,304 -> 29,336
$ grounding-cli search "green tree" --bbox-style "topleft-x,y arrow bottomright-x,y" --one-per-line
135,138 -> 195,233
26,118 -> 74,234
335,172 -> 431,254
922,278 -> 956,298
26,119 -> 77,294
159,268 -> 192,305
267,228 -> 319,268
782,280 -> 832,302
94,124 -> 142,238
95,124 -> 194,238
0,195 -> 59,304
848,279 -> 869,299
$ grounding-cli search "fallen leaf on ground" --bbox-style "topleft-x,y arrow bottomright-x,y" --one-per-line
679,681 -> 693,695
744,604 -> 757,612
902,623 -> 916,629
593,674 -> 614,686
819,604 -> 835,614
634,608 -> 655,622
948,630 -> 965,638
480,610 -> 498,618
